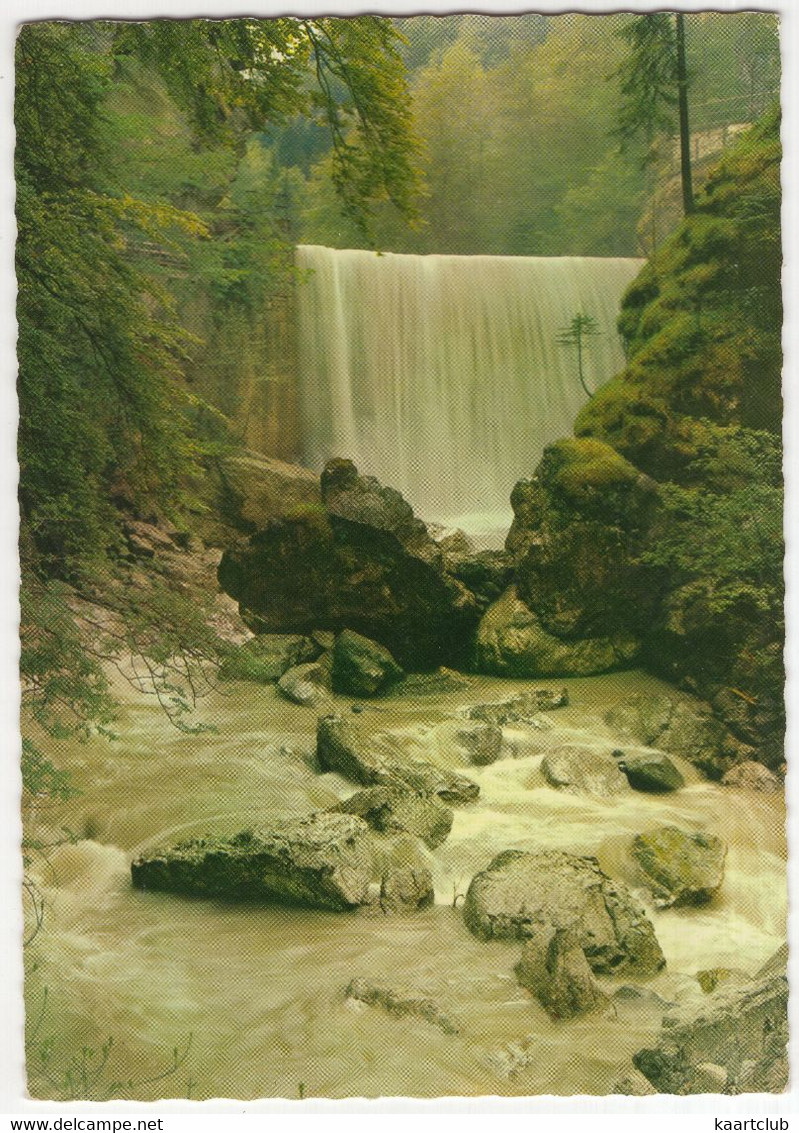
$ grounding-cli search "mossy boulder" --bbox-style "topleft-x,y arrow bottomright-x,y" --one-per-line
219,633 -> 320,683
331,784 -> 453,850
511,439 -> 661,642
474,585 -> 639,678
631,826 -> 727,908
218,462 -> 480,669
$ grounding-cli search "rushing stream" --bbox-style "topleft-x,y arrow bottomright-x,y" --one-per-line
25,667 -> 786,1100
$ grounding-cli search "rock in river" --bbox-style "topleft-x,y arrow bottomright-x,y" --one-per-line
633,948 -> 788,1094
463,848 -> 664,975
515,926 -> 609,1019
541,744 -> 631,797
317,714 -> 479,804
331,784 -> 453,849
130,812 -> 433,913
616,750 -> 685,793
631,826 -> 726,908
331,629 -> 403,697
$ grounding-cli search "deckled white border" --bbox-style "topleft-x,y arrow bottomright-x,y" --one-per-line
0,0 -> 795,1120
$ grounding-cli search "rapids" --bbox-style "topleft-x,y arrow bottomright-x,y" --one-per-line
24,668 -> 786,1100
295,246 -> 642,543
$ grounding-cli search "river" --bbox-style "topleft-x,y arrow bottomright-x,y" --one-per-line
24,667 -> 786,1099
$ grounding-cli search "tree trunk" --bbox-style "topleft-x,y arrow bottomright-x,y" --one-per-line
675,14 -> 695,215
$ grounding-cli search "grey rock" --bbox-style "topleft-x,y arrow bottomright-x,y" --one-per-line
617,750 -> 685,793
515,926 -> 608,1019
463,848 -> 664,975
454,723 -> 503,766
213,451 -> 321,533
542,745 -> 631,797
379,867 -> 435,912
277,661 -> 331,708
633,968 -> 788,1094
331,629 -> 404,697
332,785 -> 453,849
345,978 -> 459,1034
317,715 -> 479,805
605,693 -> 743,780
609,1070 -> 658,1096
466,688 -> 568,726
131,813 -> 377,911
631,826 -> 727,908
321,457 -> 442,567
721,760 -> 781,792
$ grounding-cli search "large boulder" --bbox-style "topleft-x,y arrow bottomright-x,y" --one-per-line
541,745 -> 631,797
631,826 -> 727,908
463,849 -> 665,975
515,926 -> 609,1019
331,784 -> 453,850
219,633 -> 320,683
633,952 -> 788,1094
218,462 -> 480,669
474,586 -> 639,677
316,715 -> 479,805
130,812 -> 431,913
331,629 -> 404,697
211,451 -> 321,533
511,439 -> 661,642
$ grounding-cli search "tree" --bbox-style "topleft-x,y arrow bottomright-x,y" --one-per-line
16,19 -> 422,760
557,313 -> 602,399
615,13 -> 695,216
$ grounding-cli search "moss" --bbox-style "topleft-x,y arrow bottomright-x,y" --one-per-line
543,437 -> 641,499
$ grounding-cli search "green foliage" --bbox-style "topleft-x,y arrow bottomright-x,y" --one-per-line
577,107 -> 782,473
615,13 -> 679,150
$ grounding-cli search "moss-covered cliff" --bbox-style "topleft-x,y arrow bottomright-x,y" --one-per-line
496,108 -> 783,770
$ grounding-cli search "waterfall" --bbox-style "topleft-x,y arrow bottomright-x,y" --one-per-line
295,245 -> 643,543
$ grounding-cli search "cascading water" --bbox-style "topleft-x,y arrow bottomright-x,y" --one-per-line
296,245 -> 643,541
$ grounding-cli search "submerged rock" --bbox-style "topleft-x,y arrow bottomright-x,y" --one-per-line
721,760 -> 781,792
631,826 -> 726,908
317,715 -> 479,805
345,978 -> 459,1034
388,667 -> 469,698
542,745 -> 631,797
475,585 -> 639,678
633,952 -> 788,1094
219,633 -> 319,683
465,688 -> 568,726
331,629 -> 404,697
331,784 -> 453,849
616,750 -> 685,793
463,848 -> 664,975
515,926 -> 608,1019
